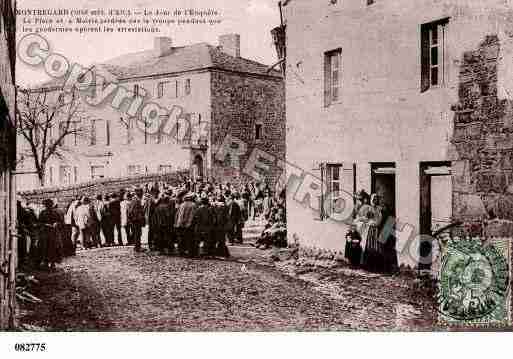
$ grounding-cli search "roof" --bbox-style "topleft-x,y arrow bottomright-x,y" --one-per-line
37,42 -> 281,89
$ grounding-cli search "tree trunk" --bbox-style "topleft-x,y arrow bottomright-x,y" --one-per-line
37,169 -> 45,188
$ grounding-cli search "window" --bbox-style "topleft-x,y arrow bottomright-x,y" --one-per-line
185,79 -> 191,95
134,84 -> 139,97
59,122 -> 66,145
158,165 -> 173,173
59,121 -> 78,146
175,80 -> 180,98
106,120 -> 111,146
124,117 -> 134,145
255,123 -> 263,141
90,120 -> 96,145
141,117 -> 149,144
90,119 -> 107,146
128,165 -> 142,176
326,164 -> 342,216
91,165 -> 105,180
59,165 -> 74,185
47,124 -> 55,144
157,82 -> 165,98
168,79 -> 178,98
421,18 -> 448,91
324,48 -> 342,107
319,162 -> 353,220
57,92 -> 65,105
47,166 -> 54,186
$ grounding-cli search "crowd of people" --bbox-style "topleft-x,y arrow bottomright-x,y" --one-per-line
16,178 -> 288,270
17,177 -> 401,274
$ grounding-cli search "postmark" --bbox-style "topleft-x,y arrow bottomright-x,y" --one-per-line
438,238 -> 511,327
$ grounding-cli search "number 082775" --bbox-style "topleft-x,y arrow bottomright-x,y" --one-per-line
14,343 -> 47,352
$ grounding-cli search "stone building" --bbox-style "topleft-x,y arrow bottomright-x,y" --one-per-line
281,0 -> 513,267
18,34 -> 285,190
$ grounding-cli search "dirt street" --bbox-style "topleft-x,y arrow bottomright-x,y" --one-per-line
18,242 -> 436,331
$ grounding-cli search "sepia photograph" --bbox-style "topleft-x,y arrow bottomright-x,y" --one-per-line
2,0 -> 513,356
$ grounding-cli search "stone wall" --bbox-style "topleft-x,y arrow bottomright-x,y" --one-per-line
210,70 -> 285,188
451,34 -> 513,237
18,170 -> 189,209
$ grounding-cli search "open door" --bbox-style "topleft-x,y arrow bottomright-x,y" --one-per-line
371,162 -> 396,218
419,161 -> 452,269
192,154 -> 204,181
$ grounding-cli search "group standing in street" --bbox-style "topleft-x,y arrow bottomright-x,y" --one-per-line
16,178 -> 288,268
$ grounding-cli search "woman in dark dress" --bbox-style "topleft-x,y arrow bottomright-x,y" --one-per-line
38,199 -> 62,270
379,203 -> 399,274
347,190 -> 369,261
359,194 -> 384,272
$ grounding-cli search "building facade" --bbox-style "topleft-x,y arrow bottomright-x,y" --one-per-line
282,0 -> 513,267
18,34 -> 285,190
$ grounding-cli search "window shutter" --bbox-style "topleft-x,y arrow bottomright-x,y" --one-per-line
319,163 -> 328,220
90,120 -> 96,145
420,24 -> 430,92
106,120 -> 111,146
324,55 -> 331,107
342,162 -> 356,223
58,122 -> 65,146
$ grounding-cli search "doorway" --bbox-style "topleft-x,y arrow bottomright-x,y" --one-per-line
419,161 -> 452,269
192,154 -> 204,180
371,162 -> 396,218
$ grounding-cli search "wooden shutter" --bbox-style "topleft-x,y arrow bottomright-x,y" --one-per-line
420,23 -> 430,92
319,162 -> 327,220
342,162 -> 356,223
90,120 -> 96,145
106,120 -> 111,146
324,54 -> 331,107
325,164 -> 332,219
59,122 -> 66,146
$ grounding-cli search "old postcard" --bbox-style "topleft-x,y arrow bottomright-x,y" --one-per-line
2,0 -> 513,355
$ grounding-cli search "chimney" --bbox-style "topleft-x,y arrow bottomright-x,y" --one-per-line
218,34 -> 240,58
154,37 -> 173,57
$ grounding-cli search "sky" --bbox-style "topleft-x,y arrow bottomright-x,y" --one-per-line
16,0 -> 281,86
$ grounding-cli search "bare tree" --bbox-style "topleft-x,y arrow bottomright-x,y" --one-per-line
16,88 -> 89,187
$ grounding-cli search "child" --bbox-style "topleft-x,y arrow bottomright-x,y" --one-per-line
345,224 -> 362,267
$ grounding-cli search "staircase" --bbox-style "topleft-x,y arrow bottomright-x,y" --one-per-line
242,218 -> 267,245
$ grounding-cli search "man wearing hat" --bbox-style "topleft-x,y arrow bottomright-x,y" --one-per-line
174,191 -> 197,256
192,192 -> 213,257
151,192 -> 172,254
165,189 -> 177,254
212,194 -> 230,257
109,192 -> 122,246
226,192 -> 242,245
37,198 -> 62,269
75,196 -> 94,249
127,189 -> 145,252
143,190 -> 158,251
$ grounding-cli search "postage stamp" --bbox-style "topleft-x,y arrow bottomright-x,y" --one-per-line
438,238 -> 511,327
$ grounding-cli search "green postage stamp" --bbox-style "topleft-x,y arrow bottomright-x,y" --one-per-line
438,238 -> 511,327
